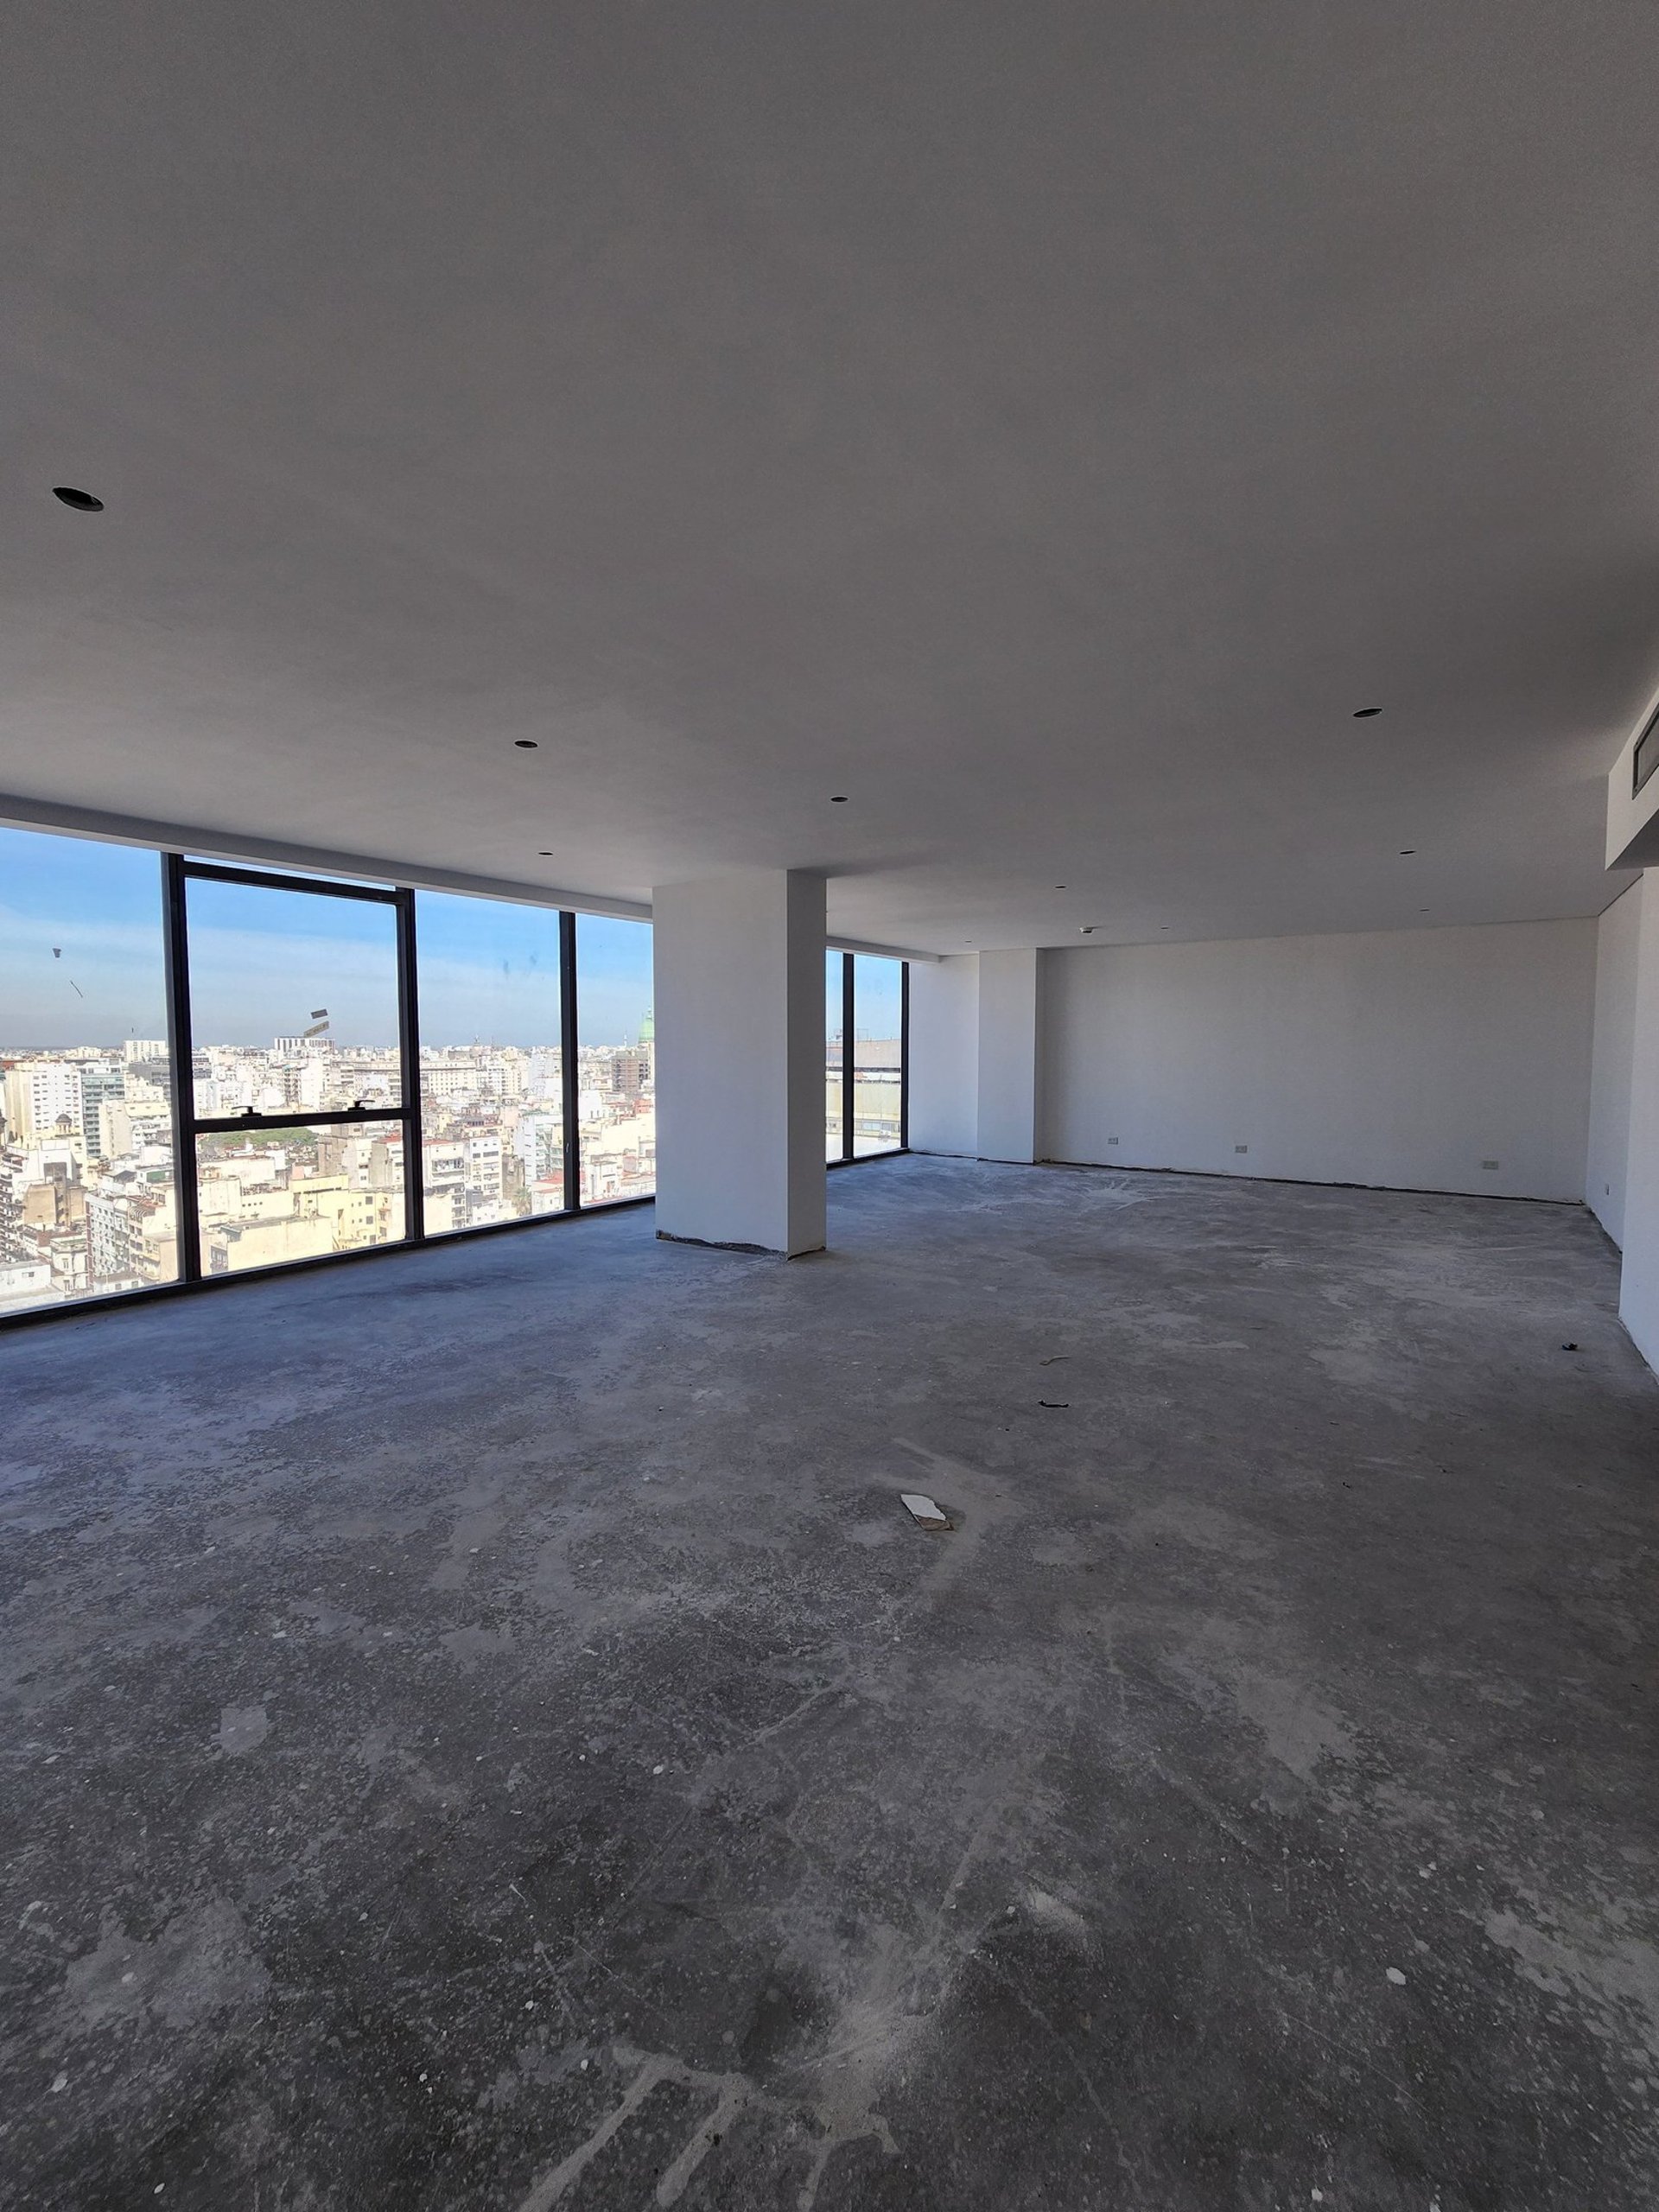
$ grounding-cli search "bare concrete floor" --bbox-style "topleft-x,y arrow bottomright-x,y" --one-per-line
3,1157 -> 1656,2210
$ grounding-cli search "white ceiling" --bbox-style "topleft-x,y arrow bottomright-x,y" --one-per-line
3,2 -> 1657,952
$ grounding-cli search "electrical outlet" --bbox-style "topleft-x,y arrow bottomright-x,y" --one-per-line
1108,1135 -> 1119,1146
1481,1160 -> 1499,1172
1234,1144 -> 1249,1154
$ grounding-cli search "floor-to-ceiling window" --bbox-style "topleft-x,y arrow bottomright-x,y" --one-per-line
415,891 -> 565,1232
575,915 -> 655,1204
0,823 -> 656,1320
851,954 -> 905,1155
181,864 -> 410,1274
0,825 -> 181,1314
825,948 -> 846,1162
825,950 -> 908,1164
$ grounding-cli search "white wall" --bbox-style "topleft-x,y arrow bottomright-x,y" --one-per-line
1041,919 -> 1597,1201
908,954 -> 979,1156
1618,878 -> 1659,1369
977,949 -> 1042,1164
1586,880 -> 1643,1243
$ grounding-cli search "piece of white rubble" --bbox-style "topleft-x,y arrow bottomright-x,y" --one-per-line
900,1492 -> 952,1531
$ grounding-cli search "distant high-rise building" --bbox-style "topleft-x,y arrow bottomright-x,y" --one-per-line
3,1059 -> 84,1147
610,1046 -> 651,1099
79,1063 -> 127,1160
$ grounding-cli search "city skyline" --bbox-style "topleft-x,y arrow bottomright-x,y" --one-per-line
3,823 -> 905,1315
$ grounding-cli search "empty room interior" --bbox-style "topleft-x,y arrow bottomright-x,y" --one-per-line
4,6 -> 1659,2208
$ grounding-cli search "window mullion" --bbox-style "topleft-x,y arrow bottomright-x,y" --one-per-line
162,851 -> 202,1283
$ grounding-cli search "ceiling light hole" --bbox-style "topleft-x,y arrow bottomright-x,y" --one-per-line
830,795 -> 849,803
1400,849 -> 1414,855
1353,706 -> 1381,718
514,740 -> 539,750
53,486 -> 104,512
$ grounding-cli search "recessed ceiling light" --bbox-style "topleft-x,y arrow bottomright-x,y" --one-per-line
1353,706 -> 1381,718
514,740 -> 538,750
1080,925 -> 1096,935
1054,885 -> 1066,890
53,486 -> 103,511
538,849 -> 552,856
1400,849 -> 1414,855
830,794 -> 848,803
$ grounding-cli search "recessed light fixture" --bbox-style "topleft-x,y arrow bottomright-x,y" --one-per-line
538,850 -> 552,857
53,486 -> 104,512
514,740 -> 538,750
1353,706 -> 1381,718
1400,849 -> 1414,855
830,795 -> 848,803
1054,885 -> 1066,890
1080,925 -> 1096,935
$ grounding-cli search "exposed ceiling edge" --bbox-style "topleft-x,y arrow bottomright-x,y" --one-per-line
828,935 -> 942,963
0,794 -> 652,921
0,793 -> 947,957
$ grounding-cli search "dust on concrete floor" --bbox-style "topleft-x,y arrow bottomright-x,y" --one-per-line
2,1156 -> 1656,2210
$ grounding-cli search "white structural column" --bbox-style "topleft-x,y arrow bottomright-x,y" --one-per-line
652,871 -> 827,1255
976,948 -> 1043,1164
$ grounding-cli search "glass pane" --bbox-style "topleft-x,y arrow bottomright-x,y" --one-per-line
826,950 -> 845,1161
197,1121 -> 404,1273
575,917 -> 654,1203
414,892 -> 565,1231
851,956 -> 903,1155
182,875 -> 403,1117
0,826 -> 180,1313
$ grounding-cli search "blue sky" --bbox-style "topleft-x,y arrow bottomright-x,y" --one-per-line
826,946 -> 903,1042
0,825 -> 653,1050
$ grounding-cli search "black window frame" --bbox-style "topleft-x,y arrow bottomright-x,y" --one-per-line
166,854 -> 430,1280
827,950 -> 910,1168
2,840 -> 907,1328
0,850 -> 657,1325
1636,706 -> 1659,799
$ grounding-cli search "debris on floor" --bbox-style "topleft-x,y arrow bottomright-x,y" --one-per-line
1039,1400 -> 1070,1409
900,1491 -> 952,1531
1039,1355 -> 1068,1365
